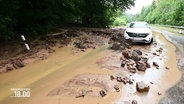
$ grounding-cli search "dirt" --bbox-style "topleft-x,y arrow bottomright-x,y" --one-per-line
0,28 -> 182,104
48,73 -> 120,97
0,28 -> 127,73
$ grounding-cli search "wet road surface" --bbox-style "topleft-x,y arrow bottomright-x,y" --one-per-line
153,28 -> 184,104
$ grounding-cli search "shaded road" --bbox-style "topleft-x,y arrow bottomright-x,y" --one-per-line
153,28 -> 184,104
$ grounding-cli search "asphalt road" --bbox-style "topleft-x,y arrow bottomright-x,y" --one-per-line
153,28 -> 184,104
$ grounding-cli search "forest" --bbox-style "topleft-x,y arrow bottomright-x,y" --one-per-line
0,0 -> 134,41
1,0 -> 183,41
135,0 -> 184,26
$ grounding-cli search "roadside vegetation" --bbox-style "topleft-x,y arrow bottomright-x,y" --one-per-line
0,0 -> 135,41
135,0 -> 184,26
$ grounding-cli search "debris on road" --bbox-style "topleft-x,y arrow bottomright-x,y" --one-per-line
136,81 -> 150,93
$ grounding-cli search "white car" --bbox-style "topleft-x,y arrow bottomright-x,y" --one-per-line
124,22 -> 153,44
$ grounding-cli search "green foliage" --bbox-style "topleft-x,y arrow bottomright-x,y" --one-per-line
0,0 -> 135,41
135,0 -> 184,26
113,10 -> 128,26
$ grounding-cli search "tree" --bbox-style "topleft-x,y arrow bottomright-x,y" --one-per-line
0,0 -> 135,41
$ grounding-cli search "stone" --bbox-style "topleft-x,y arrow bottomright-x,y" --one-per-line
48,49 -> 55,53
123,77 -> 133,84
153,53 -> 157,55
81,49 -> 86,52
15,60 -> 25,68
13,64 -> 19,69
99,90 -> 106,97
157,48 -> 163,53
132,100 -> 138,104
111,42 -> 121,50
122,50 -> 132,59
110,75 -> 115,80
157,92 -> 162,96
76,89 -> 86,98
116,76 -> 123,82
153,61 -> 159,67
165,67 -> 169,70
136,61 -> 147,72
127,65 -> 137,73
121,60 -> 126,67
136,81 -> 150,93
114,84 -> 120,92
126,59 -> 136,66
140,57 -> 148,63
6,65 -> 14,71
131,51 -> 141,61
133,49 -> 142,55
146,62 -> 151,68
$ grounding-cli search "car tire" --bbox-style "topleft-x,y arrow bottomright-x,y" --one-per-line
148,38 -> 153,45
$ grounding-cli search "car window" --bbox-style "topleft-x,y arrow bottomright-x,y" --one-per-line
129,23 -> 148,28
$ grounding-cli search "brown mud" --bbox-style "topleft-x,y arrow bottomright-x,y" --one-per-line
0,29 -> 181,104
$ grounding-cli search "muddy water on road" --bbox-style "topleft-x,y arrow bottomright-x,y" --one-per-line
0,32 -> 181,104
116,32 -> 181,104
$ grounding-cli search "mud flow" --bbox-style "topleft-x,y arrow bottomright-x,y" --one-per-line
0,29 -> 181,104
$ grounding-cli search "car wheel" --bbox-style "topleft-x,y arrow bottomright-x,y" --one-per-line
148,38 -> 153,45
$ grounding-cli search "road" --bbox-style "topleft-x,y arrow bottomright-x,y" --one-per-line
0,28 -> 183,104
153,28 -> 184,104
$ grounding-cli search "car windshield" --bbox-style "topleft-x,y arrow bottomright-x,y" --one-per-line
129,22 -> 148,28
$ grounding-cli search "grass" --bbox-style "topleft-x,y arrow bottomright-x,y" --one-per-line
151,25 -> 183,35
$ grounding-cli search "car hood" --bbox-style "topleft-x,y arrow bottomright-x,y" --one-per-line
125,28 -> 151,34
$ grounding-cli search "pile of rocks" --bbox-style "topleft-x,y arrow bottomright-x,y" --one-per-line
74,35 -> 108,51
0,59 -> 25,73
121,49 -> 151,73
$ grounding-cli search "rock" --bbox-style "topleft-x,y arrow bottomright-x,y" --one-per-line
153,53 -> 157,55
48,49 -> 55,53
114,84 -> 120,92
127,65 -> 137,73
136,61 -> 147,72
129,68 -> 136,73
150,82 -> 154,84
153,61 -> 159,67
132,100 -> 138,104
110,75 -> 115,80
157,48 -> 163,53
13,64 -> 19,69
111,42 -> 121,50
121,60 -> 126,67
131,51 -> 141,61
146,62 -> 151,68
116,76 -> 123,82
126,59 -> 136,66
14,60 -> 24,68
140,57 -> 148,63
99,90 -> 106,97
157,92 -> 162,96
165,67 -> 169,70
122,50 -> 132,59
81,49 -> 86,52
76,89 -> 86,98
133,49 -> 142,55
136,81 -> 150,93
6,65 -> 14,71
122,77 -> 133,84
